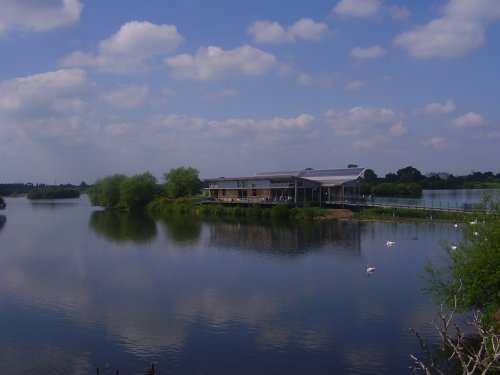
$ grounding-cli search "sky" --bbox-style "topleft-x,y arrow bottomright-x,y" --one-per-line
0,0 -> 499,184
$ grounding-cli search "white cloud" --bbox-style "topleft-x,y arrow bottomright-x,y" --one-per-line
389,5 -> 411,21
63,21 -> 184,73
0,0 -> 82,35
247,21 -> 291,44
415,99 -> 456,115
202,89 -> 238,100
333,0 -> 382,18
0,69 -> 94,119
389,121 -> 409,136
325,106 -> 396,136
346,80 -> 365,91
449,112 -> 487,129
353,135 -> 385,149
247,18 -> 330,44
165,45 -> 277,80
297,73 -> 314,86
287,18 -> 330,42
98,85 -> 157,109
350,45 -> 386,58
394,0 -> 500,58
297,73 -> 335,87
423,136 -> 450,149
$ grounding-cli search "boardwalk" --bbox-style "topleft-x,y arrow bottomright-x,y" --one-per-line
201,196 -> 481,213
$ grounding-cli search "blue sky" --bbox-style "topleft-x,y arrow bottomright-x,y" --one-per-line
1,0 -> 499,184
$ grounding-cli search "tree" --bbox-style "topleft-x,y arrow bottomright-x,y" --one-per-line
163,167 -> 202,198
409,197 -> 500,374
120,172 -> 158,210
87,174 -> 127,208
423,197 -> 500,317
396,165 -> 423,183
363,169 -> 378,183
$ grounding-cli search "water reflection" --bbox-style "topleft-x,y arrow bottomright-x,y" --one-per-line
0,198 -> 462,374
158,215 -> 202,244
89,210 -> 157,244
30,199 -> 81,210
208,219 -> 363,256
0,214 -> 5,234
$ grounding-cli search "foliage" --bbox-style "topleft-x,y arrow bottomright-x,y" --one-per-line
396,165 -> 423,183
359,166 -> 500,197
363,168 -> 378,182
370,182 -> 422,197
163,167 -> 203,198
27,187 -> 80,199
408,197 -> 500,375
120,172 -> 158,211
87,174 -> 127,209
271,204 -> 290,219
422,197 -> 500,319
88,172 -> 159,210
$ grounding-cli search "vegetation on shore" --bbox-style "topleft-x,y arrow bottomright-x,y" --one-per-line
149,198 -> 329,220
87,172 -> 160,210
408,197 -> 500,373
27,187 -> 80,199
0,182 -> 89,196
361,166 -> 500,198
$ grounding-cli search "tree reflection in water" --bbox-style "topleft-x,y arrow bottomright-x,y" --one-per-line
0,214 -> 5,234
89,210 -> 157,244
158,215 -> 202,245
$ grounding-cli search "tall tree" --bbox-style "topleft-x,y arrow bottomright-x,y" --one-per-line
396,165 -> 423,183
163,167 -> 202,198
120,172 -> 158,210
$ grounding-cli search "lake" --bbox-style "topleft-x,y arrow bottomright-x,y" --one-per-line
0,195 -> 463,374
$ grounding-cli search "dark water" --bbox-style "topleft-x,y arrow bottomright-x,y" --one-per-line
0,196 -> 462,374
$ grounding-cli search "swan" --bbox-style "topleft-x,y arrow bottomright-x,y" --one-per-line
367,265 -> 376,272
386,240 -> 396,246
450,244 -> 457,250
470,219 -> 477,225
454,223 -> 458,228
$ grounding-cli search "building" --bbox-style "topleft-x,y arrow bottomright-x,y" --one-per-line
204,167 -> 366,206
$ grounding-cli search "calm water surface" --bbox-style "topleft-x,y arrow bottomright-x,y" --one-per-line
0,196 -> 462,374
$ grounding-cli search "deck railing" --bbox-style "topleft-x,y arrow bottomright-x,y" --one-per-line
200,196 -> 483,212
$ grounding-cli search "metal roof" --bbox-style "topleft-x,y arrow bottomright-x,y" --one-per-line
254,170 -> 302,177
301,167 -> 366,186
206,167 -> 365,186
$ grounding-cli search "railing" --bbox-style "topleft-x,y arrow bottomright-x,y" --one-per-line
202,196 -> 294,204
338,196 -> 480,212
199,196 -> 483,212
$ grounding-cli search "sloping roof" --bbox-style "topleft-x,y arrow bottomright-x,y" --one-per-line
301,167 -> 366,186
254,170 -> 302,178
206,167 -> 365,186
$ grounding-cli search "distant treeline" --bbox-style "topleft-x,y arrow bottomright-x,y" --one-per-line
27,187 -> 80,200
361,166 -> 500,197
0,182 -> 89,196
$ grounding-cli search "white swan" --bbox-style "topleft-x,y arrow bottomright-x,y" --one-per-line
386,241 -> 396,246
367,266 -> 376,272
450,244 -> 457,250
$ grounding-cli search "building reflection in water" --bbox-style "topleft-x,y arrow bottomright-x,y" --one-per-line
207,219 -> 364,257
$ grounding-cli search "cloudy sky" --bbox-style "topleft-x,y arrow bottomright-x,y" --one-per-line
1,0 -> 499,184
